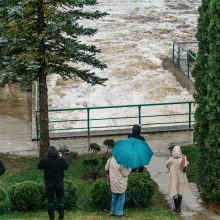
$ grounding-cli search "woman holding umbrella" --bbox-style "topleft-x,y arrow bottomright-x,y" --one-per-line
105,156 -> 131,217
105,133 -> 153,217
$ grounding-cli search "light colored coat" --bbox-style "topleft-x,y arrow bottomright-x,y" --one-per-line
105,156 -> 131,193
166,146 -> 189,197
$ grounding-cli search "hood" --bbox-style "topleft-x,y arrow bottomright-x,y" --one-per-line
132,124 -> 141,136
47,146 -> 59,158
172,145 -> 182,158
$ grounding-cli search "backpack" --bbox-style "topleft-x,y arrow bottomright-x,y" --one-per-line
0,160 -> 6,176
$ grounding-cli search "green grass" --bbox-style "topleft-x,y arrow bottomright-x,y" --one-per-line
181,144 -> 199,183
0,153 -> 180,220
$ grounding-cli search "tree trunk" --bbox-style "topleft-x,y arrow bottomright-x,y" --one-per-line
39,72 -> 50,158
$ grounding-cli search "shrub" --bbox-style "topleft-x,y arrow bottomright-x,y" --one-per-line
90,143 -> 101,152
64,179 -> 77,209
103,139 -> 115,152
91,178 -> 111,210
126,171 -> 155,207
8,181 -> 46,211
0,186 -> 6,202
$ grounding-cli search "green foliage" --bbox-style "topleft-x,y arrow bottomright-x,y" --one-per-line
103,139 -> 115,152
0,0 -> 108,87
8,181 -> 46,211
64,179 -> 77,210
126,172 -> 155,207
192,0 -> 220,202
90,143 -> 101,152
0,0 -> 108,157
90,178 -> 111,210
0,186 -> 6,202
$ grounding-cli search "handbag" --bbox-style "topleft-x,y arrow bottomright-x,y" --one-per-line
181,155 -> 187,172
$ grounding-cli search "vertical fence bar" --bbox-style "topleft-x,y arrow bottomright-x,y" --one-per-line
172,42 -> 175,63
138,106 -> 141,125
87,108 -> 90,137
177,45 -> 180,68
189,102 -> 192,129
187,51 -> 190,78
36,113 -> 39,139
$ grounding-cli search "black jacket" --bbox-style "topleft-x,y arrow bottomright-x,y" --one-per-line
128,124 -> 145,141
38,146 -> 69,184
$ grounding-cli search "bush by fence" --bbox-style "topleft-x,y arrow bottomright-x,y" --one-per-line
64,179 -> 77,209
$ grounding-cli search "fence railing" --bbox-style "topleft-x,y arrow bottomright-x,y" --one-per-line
34,82 -> 195,138
172,41 -> 198,78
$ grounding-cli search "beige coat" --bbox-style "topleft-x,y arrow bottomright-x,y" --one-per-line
166,146 -> 189,197
105,156 -> 131,193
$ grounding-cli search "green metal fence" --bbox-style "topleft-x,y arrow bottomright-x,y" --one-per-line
173,41 -> 198,78
34,82 -> 195,138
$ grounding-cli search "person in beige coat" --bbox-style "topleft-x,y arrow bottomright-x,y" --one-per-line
166,145 -> 189,213
105,156 -> 131,217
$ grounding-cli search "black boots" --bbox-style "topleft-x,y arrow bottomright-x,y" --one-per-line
173,198 -> 180,213
173,195 -> 182,213
178,195 -> 182,211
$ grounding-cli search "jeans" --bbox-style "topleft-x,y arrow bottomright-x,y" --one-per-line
111,192 -> 125,216
46,182 -> 64,220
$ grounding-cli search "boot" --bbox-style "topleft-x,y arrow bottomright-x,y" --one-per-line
58,203 -> 64,220
178,195 -> 182,212
173,198 -> 180,213
48,203 -> 55,220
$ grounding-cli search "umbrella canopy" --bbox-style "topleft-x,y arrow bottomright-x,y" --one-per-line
112,137 -> 153,169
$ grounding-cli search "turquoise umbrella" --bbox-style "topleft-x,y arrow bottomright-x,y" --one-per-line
112,137 -> 153,169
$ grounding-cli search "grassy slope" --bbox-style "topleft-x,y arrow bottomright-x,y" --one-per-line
0,153 -> 180,220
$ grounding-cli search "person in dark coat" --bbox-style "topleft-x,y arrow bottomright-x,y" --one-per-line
128,124 -> 145,172
38,146 -> 69,220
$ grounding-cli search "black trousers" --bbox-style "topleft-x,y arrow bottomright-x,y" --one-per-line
46,182 -> 64,220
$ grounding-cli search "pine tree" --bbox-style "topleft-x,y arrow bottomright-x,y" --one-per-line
202,0 -> 220,201
193,0 -> 220,201
0,0 -> 107,158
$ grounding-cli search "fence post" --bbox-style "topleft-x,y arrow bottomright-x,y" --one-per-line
36,113 -> 39,139
187,51 -> 190,78
188,102 -> 191,129
172,42 -> 175,63
138,106 -> 141,125
177,45 -> 180,68
87,108 -> 90,137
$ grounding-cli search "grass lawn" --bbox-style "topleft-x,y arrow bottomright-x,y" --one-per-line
0,153 -> 180,220
181,144 -> 199,183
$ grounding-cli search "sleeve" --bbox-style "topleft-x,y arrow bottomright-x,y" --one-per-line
61,158 -> 69,170
120,166 -> 132,178
166,157 -> 172,169
105,157 -> 111,171
37,159 -> 44,170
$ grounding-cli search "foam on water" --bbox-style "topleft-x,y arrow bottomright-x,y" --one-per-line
47,0 -> 201,130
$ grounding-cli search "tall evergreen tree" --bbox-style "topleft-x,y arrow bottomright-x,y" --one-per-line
193,0 -> 220,201
0,0 -> 107,158
202,0 -> 220,201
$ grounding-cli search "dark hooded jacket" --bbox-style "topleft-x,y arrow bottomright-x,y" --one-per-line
128,124 -> 145,141
38,146 -> 69,184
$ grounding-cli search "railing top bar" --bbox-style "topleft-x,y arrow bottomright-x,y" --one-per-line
35,101 -> 194,113
173,41 -> 198,44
